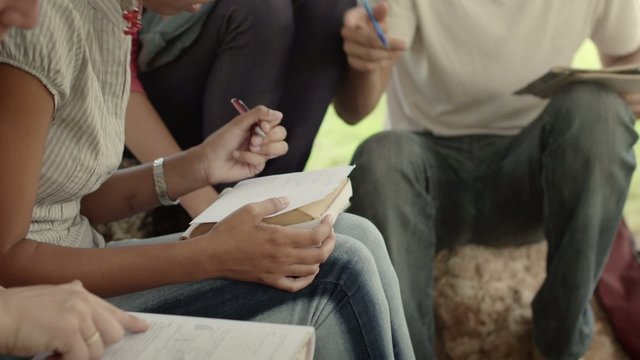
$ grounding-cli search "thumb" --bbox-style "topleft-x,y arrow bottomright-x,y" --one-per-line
373,1 -> 389,22
252,197 -> 290,218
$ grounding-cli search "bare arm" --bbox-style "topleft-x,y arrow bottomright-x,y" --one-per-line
333,3 -> 406,124
125,92 -> 218,218
0,64 -> 213,296
83,100 -> 288,224
0,64 -> 330,297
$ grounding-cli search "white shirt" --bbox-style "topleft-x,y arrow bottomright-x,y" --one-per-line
386,0 -> 640,136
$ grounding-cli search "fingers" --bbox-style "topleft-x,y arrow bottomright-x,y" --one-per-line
342,6 -> 406,72
60,334 -> 91,360
63,307 -> 100,360
285,264 -> 321,278
270,274 -> 317,293
343,42 -> 404,72
342,26 -> 405,55
248,124 -> 288,159
83,329 -> 105,360
372,1 -> 389,21
231,150 -> 266,175
244,197 -> 291,220
109,309 -> 149,334
276,215 -> 336,248
59,282 -> 147,360
249,140 -> 288,159
236,105 -> 283,130
90,308 -> 125,347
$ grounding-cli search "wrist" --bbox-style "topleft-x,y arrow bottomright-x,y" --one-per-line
153,158 -> 180,206
187,233 -> 225,279
186,144 -> 217,186
158,148 -> 211,203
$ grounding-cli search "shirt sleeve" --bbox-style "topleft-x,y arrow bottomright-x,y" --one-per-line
591,0 -> 640,56
0,0 -> 82,111
130,33 -> 145,93
387,0 -> 418,46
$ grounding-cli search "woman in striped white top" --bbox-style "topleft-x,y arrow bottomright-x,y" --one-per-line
0,1 -> 414,359
0,2 -> 152,360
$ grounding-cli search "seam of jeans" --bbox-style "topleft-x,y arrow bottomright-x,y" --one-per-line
313,278 -> 377,359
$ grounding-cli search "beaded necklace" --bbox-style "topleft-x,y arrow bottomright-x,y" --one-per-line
122,0 -> 142,36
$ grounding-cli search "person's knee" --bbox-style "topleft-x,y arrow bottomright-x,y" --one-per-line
334,213 -> 387,257
326,238 -> 380,291
352,131 -> 423,176
547,82 -> 637,158
227,0 -> 294,40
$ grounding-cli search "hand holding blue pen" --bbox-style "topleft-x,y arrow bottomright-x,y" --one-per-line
362,0 -> 388,48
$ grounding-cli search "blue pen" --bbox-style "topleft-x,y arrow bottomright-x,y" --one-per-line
362,0 -> 389,48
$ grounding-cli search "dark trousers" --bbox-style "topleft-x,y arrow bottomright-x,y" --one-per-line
349,83 -> 638,360
139,0 -> 354,175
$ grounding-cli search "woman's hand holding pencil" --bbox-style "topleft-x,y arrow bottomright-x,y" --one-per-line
193,102 -> 288,184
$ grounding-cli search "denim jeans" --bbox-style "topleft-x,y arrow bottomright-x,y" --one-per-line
348,83 -> 637,360
107,213 -> 415,360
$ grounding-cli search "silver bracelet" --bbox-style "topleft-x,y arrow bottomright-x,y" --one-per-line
152,157 -> 180,206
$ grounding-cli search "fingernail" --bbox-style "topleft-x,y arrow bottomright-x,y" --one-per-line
277,197 -> 290,207
254,126 -> 267,138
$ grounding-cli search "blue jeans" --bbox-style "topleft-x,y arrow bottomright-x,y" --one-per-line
107,213 -> 415,360
348,83 -> 637,360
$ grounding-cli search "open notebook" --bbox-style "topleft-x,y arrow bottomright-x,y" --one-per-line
33,312 -> 315,360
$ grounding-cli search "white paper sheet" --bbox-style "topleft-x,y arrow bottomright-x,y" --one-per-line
191,165 -> 355,224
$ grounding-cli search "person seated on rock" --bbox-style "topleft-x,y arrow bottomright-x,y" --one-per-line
335,1 -> 640,359
0,1 -> 414,359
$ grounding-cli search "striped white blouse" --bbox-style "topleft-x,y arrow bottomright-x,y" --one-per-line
0,0 -> 133,248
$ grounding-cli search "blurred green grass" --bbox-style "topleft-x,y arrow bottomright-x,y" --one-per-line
306,40 -> 640,233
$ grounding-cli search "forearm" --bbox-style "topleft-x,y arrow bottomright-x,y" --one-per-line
334,66 -> 392,124
180,188 -> 218,218
0,238 -> 209,297
81,148 -> 207,224
125,92 -> 218,217
125,92 -> 183,161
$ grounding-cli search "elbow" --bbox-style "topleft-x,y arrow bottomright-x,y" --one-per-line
334,102 -> 369,126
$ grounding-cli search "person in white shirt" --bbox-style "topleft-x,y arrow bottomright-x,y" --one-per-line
335,1 -> 640,359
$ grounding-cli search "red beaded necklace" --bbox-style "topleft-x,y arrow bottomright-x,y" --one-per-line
123,0 -> 142,36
